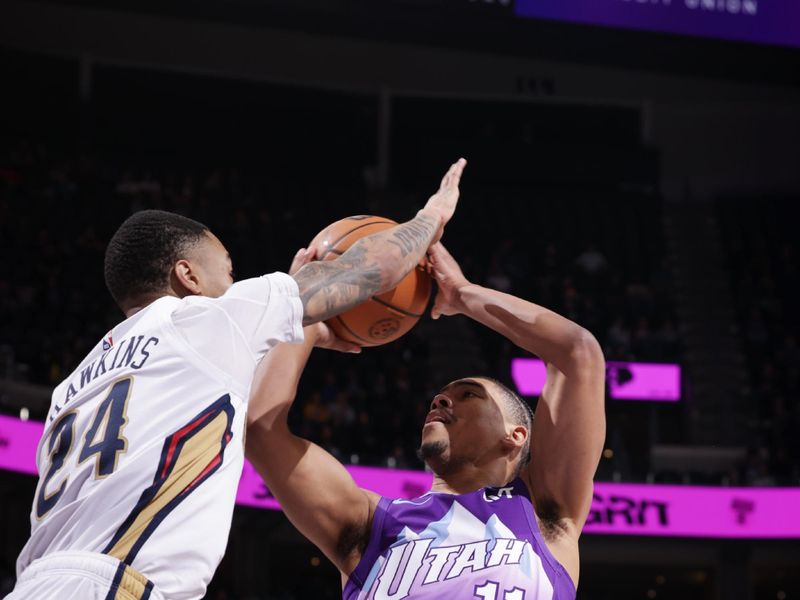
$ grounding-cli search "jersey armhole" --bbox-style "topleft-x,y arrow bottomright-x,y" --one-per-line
345,495 -> 391,590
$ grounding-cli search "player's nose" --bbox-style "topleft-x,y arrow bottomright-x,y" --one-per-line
430,394 -> 452,411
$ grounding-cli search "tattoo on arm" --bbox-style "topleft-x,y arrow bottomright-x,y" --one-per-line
387,215 -> 437,258
293,245 -> 383,325
293,213 -> 438,325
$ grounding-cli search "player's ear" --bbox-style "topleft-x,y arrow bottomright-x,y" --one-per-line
172,259 -> 203,296
503,425 -> 528,452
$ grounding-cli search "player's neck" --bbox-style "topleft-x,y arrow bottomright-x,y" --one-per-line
430,463 -> 513,495
124,291 -> 179,318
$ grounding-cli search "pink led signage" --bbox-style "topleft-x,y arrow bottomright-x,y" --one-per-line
236,462 -> 434,513
511,358 -> 548,397
237,465 -> 800,539
4,415 -> 799,538
584,482 -> 800,539
512,358 -> 681,402
607,362 -> 681,401
0,414 -> 42,476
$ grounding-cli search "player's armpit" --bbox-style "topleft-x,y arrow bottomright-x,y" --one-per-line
246,425 -> 379,574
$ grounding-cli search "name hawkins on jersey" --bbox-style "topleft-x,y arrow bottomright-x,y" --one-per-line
52,335 -> 160,420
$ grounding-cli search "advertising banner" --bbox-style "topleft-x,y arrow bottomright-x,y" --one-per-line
512,358 -> 681,401
3,414 -> 798,538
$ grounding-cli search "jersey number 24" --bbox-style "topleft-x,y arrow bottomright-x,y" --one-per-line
35,378 -> 131,519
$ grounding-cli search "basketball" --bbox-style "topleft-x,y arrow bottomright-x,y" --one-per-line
308,215 -> 432,346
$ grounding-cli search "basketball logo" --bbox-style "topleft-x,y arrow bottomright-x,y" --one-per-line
369,318 -> 401,340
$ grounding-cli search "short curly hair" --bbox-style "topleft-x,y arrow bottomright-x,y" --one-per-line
104,210 -> 209,308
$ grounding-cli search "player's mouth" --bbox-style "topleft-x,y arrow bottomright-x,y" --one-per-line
424,410 -> 452,425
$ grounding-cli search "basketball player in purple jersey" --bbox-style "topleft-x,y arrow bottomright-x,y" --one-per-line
247,242 -> 606,599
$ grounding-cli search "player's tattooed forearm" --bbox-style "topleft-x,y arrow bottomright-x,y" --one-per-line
386,213 -> 437,258
295,245 -> 383,324
294,213 -> 437,325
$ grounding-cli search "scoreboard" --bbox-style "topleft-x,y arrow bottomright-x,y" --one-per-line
513,0 -> 800,48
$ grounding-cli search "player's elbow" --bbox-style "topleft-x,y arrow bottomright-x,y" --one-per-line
567,329 -> 605,376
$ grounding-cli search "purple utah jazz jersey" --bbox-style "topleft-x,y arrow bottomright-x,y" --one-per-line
343,478 -> 576,600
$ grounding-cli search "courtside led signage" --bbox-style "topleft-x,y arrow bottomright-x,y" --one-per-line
5,414 -> 798,538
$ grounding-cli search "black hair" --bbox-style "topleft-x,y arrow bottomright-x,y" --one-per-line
104,209 -> 209,308
479,376 -> 534,473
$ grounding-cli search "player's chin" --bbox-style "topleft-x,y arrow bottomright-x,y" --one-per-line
421,421 -> 447,436
417,438 -> 449,462
420,422 -> 447,445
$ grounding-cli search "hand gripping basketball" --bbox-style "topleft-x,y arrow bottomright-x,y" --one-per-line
429,243 -> 471,320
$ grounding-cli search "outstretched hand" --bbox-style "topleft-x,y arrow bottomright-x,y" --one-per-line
421,158 -> 467,244
428,243 -> 471,319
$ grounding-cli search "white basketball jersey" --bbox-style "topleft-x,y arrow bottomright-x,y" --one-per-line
16,273 -> 304,600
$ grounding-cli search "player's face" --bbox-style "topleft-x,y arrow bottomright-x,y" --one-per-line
419,378 -> 510,472
189,231 -> 235,298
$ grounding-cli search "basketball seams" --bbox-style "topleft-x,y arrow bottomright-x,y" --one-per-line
370,296 -> 424,319
333,315 -> 375,346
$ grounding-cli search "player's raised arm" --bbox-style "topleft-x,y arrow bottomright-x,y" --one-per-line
245,322 -> 377,577
428,243 -> 606,532
292,158 -> 466,325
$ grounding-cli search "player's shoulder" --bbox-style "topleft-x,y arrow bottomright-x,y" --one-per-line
223,272 -> 297,301
173,274 -> 296,313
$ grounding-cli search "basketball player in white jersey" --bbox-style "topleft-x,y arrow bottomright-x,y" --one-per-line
9,158 -> 467,600
246,241 -> 605,599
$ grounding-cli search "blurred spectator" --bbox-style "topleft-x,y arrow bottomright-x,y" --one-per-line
717,196 -> 800,486
575,242 -> 608,275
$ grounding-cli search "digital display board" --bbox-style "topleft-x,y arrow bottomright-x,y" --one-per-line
237,462 -> 800,539
514,0 -> 800,48
512,358 -> 682,402
4,414 -> 800,538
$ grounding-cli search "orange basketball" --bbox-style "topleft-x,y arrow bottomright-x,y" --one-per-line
309,215 -> 432,346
